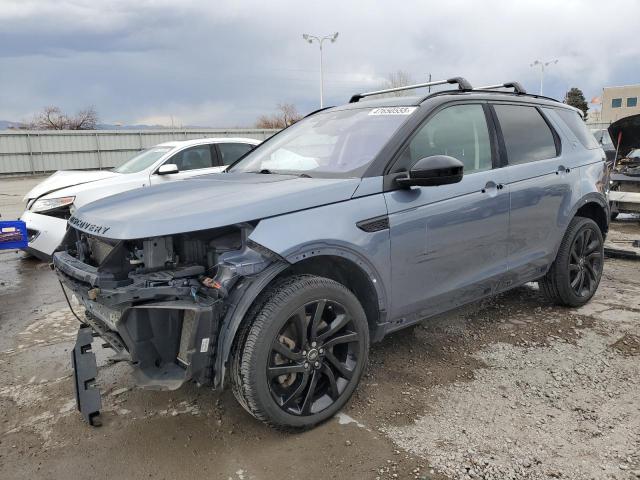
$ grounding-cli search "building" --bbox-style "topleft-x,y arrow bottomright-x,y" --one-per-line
600,84 -> 640,124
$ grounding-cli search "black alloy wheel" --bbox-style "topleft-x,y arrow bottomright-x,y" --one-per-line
267,298 -> 360,416
231,275 -> 369,430
568,226 -> 603,298
539,216 -> 604,307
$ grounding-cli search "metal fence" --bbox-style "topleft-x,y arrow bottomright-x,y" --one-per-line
0,129 -> 278,175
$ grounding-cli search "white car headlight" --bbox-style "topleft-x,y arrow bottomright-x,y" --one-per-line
31,196 -> 75,213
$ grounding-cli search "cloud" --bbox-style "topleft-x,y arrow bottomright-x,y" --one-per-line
0,0 -> 638,126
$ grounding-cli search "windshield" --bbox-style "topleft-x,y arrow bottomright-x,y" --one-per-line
229,107 -> 414,177
113,147 -> 173,174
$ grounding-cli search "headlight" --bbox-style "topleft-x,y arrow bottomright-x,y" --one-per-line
31,196 -> 75,213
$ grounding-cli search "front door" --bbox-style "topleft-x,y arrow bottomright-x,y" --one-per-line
384,103 -> 510,328
150,144 -> 225,184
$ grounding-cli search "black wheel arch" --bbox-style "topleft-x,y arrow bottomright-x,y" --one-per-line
571,193 -> 610,236
214,246 -> 387,389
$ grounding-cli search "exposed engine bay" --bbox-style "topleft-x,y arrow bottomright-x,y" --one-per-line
53,222 -> 282,391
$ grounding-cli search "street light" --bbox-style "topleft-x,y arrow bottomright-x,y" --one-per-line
530,59 -> 558,95
302,32 -> 339,108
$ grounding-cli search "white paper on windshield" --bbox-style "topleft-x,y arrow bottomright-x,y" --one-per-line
369,107 -> 417,116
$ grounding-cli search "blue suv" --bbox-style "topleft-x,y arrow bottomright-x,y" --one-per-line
54,78 -> 608,430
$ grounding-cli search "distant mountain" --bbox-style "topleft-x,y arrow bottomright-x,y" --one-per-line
0,120 -> 212,131
95,123 -> 209,130
0,120 -> 26,130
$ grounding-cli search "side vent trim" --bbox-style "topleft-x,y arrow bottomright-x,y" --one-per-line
356,215 -> 390,233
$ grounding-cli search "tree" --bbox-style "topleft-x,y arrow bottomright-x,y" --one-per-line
564,88 -> 588,119
28,106 -> 98,130
379,70 -> 415,97
255,103 -> 302,129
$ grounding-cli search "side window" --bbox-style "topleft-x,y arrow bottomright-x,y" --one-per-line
218,143 -> 254,166
392,104 -> 492,174
168,145 -> 213,171
554,108 -> 599,149
611,98 -> 622,108
494,105 -> 557,165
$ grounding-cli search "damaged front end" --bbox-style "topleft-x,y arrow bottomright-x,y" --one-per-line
53,222 -> 281,394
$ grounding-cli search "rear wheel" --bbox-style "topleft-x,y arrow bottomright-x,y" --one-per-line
231,275 -> 369,430
539,217 -> 604,307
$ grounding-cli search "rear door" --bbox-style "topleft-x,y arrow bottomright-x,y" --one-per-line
384,103 -> 510,326
491,103 -> 579,284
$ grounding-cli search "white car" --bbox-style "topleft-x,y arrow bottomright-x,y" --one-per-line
21,137 -> 260,259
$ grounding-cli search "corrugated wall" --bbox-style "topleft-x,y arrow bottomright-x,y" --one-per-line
0,129 -> 278,175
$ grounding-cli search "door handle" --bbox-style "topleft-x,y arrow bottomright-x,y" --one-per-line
481,181 -> 503,194
556,165 -> 571,175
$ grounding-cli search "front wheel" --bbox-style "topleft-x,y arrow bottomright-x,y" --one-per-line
231,275 -> 370,430
539,217 -> 604,307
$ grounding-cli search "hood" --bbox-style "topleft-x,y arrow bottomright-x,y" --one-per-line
608,114 -> 640,157
24,170 -> 119,202
69,173 -> 362,239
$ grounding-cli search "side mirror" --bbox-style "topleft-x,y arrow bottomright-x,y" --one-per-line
157,163 -> 179,175
396,155 -> 464,188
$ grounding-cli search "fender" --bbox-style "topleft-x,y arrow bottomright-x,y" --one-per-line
213,261 -> 289,388
567,192 -> 609,233
284,241 -> 389,316
548,192 -> 609,264
213,242 -> 391,388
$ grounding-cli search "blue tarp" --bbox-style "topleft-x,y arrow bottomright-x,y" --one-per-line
0,221 -> 28,249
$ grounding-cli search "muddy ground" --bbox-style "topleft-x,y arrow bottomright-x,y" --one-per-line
1,178 -> 639,479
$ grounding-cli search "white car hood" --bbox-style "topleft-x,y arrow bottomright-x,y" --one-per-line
24,170 -> 119,201
29,172 -> 150,209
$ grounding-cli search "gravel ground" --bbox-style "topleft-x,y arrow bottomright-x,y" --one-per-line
381,257 -> 640,480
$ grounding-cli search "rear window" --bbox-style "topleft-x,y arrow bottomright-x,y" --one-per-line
494,105 -> 557,165
555,108 -> 600,149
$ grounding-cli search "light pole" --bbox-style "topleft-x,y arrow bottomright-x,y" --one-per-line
530,59 -> 558,95
302,32 -> 339,108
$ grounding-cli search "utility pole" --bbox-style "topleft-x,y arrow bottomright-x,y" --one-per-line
302,32 -> 339,108
530,59 -> 558,95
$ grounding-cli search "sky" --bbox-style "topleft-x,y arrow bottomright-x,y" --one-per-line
1,0 -> 638,127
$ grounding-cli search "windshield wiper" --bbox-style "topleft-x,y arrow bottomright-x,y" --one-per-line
245,169 -> 312,178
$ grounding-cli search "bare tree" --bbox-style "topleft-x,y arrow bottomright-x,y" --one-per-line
255,103 -> 302,129
378,70 -> 415,97
67,107 -> 98,130
28,106 -> 98,130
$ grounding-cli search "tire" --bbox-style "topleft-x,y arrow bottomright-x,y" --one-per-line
230,274 -> 370,430
539,217 -> 604,307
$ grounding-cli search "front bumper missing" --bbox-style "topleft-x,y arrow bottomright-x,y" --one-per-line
55,251 -> 223,396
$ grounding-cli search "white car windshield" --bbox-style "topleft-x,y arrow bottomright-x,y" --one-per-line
229,107 -> 414,177
113,147 -> 173,174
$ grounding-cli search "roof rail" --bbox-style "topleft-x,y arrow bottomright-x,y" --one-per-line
475,81 -> 527,94
349,77 -> 473,103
